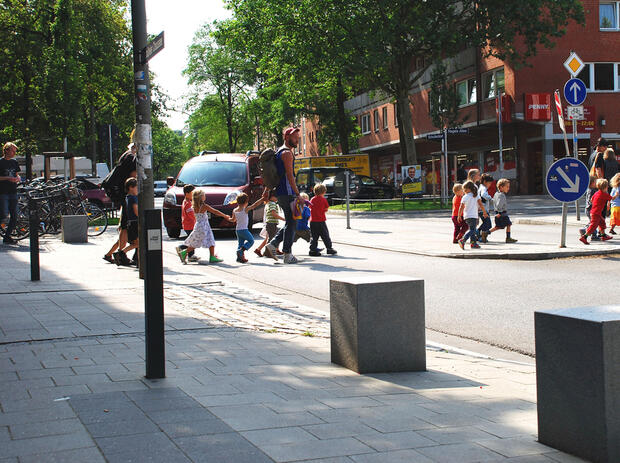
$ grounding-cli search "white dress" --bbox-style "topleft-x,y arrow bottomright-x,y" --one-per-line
184,212 -> 215,248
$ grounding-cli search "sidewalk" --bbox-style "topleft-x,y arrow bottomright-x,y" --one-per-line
0,236 -> 585,462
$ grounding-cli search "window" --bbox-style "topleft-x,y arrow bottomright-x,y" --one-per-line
578,62 -> 620,92
382,107 -> 388,129
393,104 -> 398,126
360,114 -> 370,134
373,109 -> 380,132
577,64 -> 590,88
176,161 -> 248,187
456,78 -> 477,106
600,2 -> 620,30
482,68 -> 505,99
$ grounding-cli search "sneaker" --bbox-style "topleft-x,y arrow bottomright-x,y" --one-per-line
236,250 -> 248,263
579,236 -> 589,245
264,244 -> 279,261
610,229 -> 617,235
114,251 -> 131,266
480,232 -> 488,243
103,255 -> 114,264
209,255 -> 223,263
326,248 -> 337,255
3,236 -> 17,245
579,228 -> 586,236
187,255 -> 200,263
591,235 -> 601,241
309,250 -> 321,257
471,242 -> 481,249
453,239 -> 459,244
254,249 -> 263,257
601,234 -> 613,241
505,237 -> 518,243
283,253 -> 298,264
276,249 -> 284,255
176,246 -> 187,264
458,239 -> 465,250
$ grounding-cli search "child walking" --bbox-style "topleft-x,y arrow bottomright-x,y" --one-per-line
476,174 -> 494,242
608,173 -> 620,234
177,184 -> 198,262
294,193 -> 312,244
231,193 -> 263,263
489,178 -> 517,243
176,189 -> 229,263
579,178 -> 618,244
114,178 -> 139,267
579,176 -> 600,240
255,191 -> 284,257
309,183 -> 336,256
458,181 -> 488,250
451,183 -> 468,244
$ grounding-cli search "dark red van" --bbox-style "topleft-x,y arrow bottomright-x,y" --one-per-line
162,152 -> 264,238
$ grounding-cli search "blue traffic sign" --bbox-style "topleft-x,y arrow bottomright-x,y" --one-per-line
546,158 -> 589,203
563,78 -> 587,106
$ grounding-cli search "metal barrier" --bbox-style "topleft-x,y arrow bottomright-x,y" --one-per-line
330,195 -> 449,212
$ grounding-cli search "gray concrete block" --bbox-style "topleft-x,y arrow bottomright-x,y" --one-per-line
535,306 -> 620,463
61,215 -> 88,243
330,275 -> 425,374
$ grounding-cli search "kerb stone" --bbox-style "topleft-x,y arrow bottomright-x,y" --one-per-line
330,275 -> 426,374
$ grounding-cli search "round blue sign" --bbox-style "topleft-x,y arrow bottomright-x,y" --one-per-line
546,158 -> 589,203
563,78 -> 587,106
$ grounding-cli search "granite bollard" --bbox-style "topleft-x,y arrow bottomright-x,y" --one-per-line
330,275 -> 426,374
535,306 -> 620,463
61,215 -> 88,243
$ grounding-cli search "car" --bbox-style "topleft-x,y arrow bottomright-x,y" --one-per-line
348,175 -> 395,199
154,180 -> 168,197
162,151 -> 265,238
76,178 -> 114,210
295,167 -> 356,203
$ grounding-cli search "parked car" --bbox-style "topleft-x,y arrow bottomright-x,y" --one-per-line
295,167 -> 355,203
76,178 -> 114,210
154,180 -> 168,197
348,175 -> 395,199
162,151 -> 264,238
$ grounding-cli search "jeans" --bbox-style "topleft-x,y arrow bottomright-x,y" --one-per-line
462,218 -> 478,243
0,193 -> 18,238
310,222 -> 333,251
270,195 -> 296,254
477,211 -> 491,234
236,228 -> 255,251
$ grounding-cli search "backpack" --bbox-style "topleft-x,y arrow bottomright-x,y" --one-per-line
101,151 -> 136,208
259,147 -> 285,190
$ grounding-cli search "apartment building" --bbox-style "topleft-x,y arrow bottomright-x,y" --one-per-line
300,0 -> 620,194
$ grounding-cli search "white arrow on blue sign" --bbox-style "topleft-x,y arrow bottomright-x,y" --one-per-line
546,158 -> 589,203
563,78 -> 587,106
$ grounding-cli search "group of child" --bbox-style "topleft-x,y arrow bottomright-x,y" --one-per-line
175,183 -> 336,264
451,169 -> 517,250
578,174 -> 620,244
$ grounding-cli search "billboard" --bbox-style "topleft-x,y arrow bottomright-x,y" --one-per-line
294,154 -> 370,176
401,165 -> 423,196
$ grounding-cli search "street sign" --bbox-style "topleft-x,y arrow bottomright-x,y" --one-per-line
427,133 -> 444,140
563,52 -> 585,76
426,128 -> 469,140
141,31 -> 164,64
566,105 -> 584,121
563,78 -> 587,106
546,158 -> 589,203
554,90 -> 566,133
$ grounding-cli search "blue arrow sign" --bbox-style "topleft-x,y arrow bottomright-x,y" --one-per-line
563,78 -> 587,106
546,158 -> 589,203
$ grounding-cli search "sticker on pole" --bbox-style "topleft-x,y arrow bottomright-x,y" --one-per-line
147,229 -> 162,251
546,158 -> 589,203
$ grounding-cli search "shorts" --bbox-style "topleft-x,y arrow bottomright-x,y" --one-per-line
294,229 -> 311,242
127,220 -> 138,243
119,205 -> 128,230
494,213 -> 512,229
265,222 -> 278,240
610,206 -> 620,227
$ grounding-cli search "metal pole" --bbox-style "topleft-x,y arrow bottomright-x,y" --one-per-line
442,128 -> 448,206
108,124 -> 114,170
573,121 -> 580,221
131,0 -> 154,280
560,202 -> 568,248
498,93 -> 503,178
63,137 -> 68,180
144,209 -> 165,378
345,171 -> 351,229
29,198 -> 40,281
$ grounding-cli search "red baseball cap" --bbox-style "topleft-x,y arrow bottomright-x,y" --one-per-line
284,127 -> 300,138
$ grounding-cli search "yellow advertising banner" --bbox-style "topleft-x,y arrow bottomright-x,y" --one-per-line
402,182 -> 422,195
295,155 -> 370,176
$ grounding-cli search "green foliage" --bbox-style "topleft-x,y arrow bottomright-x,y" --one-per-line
428,64 -> 463,131
152,117 -> 187,179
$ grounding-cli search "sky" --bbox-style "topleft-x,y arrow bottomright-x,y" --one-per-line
145,0 -> 231,131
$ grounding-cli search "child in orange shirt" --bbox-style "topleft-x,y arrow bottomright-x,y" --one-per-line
178,184 -> 198,262
451,183 -> 467,243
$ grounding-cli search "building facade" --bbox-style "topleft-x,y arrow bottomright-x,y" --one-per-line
300,0 -> 620,194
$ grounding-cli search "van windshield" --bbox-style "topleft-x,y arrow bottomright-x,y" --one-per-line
176,161 -> 248,187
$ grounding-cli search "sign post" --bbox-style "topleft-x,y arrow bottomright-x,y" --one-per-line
546,158 -> 589,248
497,93 -> 504,178
345,170 -> 351,229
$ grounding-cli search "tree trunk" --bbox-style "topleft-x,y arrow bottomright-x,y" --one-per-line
396,93 -> 417,165
89,104 -> 97,175
335,76 -> 349,155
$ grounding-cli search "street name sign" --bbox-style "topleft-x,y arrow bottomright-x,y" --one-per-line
563,52 -> 585,77
563,78 -> 587,106
142,31 -> 165,64
426,128 -> 469,140
546,158 -> 589,203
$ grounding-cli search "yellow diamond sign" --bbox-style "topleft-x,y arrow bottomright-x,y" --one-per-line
563,52 -> 585,76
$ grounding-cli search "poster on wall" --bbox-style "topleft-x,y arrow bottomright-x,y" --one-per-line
401,165 -> 423,196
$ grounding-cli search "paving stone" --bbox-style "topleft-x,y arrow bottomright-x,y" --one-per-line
351,449 -> 434,463
477,437 -> 556,458
85,418 -> 160,438
209,404 -> 325,432
304,422 -> 377,440
17,367 -> 74,380
543,452 -> 590,462
418,425 -> 500,444
175,433 -> 274,463
17,446 -> 106,463
242,427 -> 318,447
0,403 -> 75,426
260,437 -> 373,462
356,430 -> 437,451
159,417 -> 234,438
195,392 -> 285,407
103,446 -> 192,463
147,406 -> 217,425
95,432 -> 176,455
9,418 -> 84,440
417,442 -> 505,463
2,430 -> 95,458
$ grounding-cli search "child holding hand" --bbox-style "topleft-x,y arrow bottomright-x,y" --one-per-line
309,183 -> 336,257
451,183 -> 468,244
458,181 -> 488,250
580,178 -> 618,244
256,191 -> 284,257
489,178 -> 517,243
231,193 -> 263,263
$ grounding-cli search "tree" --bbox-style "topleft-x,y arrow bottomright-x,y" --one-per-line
151,117 -> 186,179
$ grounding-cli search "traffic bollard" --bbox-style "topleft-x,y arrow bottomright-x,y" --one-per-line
29,198 -> 40,281
143,209 -> 165,379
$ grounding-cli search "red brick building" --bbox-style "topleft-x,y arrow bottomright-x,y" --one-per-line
300,1 -> 620,194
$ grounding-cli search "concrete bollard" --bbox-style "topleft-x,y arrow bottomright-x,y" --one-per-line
61,215 -> 88,243
535,306 -> 620,463
330,275 -> 426,374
